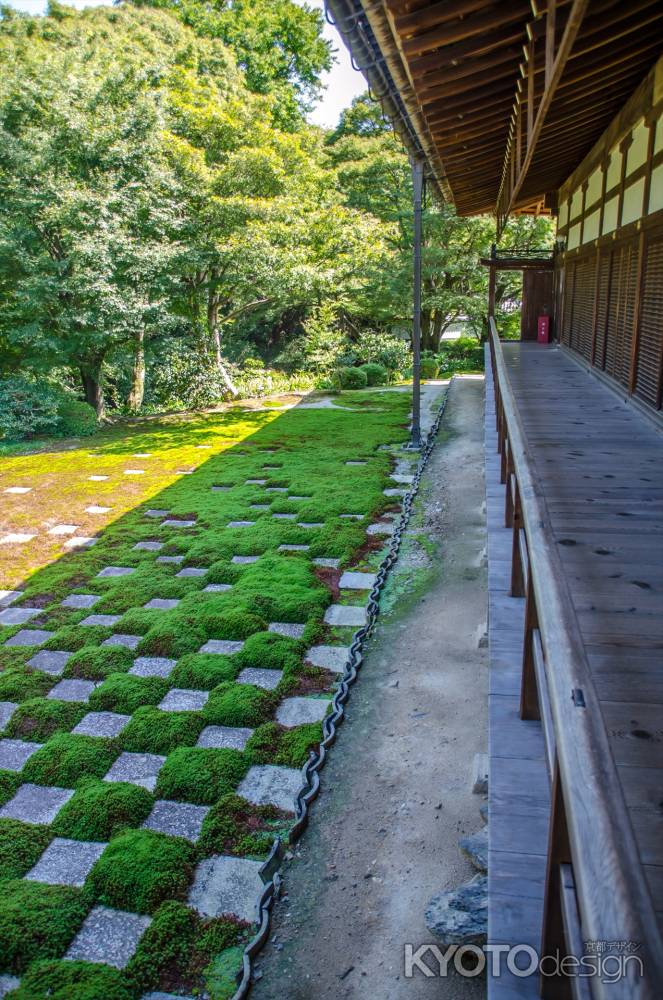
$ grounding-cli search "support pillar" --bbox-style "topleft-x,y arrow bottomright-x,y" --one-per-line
411,156 -> 424,449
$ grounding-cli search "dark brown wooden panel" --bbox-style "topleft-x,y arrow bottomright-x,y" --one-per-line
635,231 -> 663,410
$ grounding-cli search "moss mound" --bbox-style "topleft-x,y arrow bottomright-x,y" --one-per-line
0,669 -> 52,702
169,653 -> 237,690
10,960 -> 133,1000
0,820 -> 52,882
5,698 -> 84,742
204,681 -> 275,728
23,733 -> 117,787
0,880 -> 88,973
52,779 -> 153,841
65,645 -> 133,680
119,706 -> 204,755
88,673 -> 169,714
155,747 -> 249,806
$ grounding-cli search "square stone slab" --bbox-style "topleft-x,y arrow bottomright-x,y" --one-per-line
97,567 -> 134,578
250,504 -> 269,511
161,519 -> 196,528
272,513 -> 295,520
0,782 -> 72,823
0,606 -> 40,626
324,605 -> 367,627
339,514 -> 364,520
276,697 -> 331,728
245,479 -> 266,485
0,702 -> 17,728
104,752 -> 166,791
85,505 -> 112,514
145,509 -> 169,518
227,521 -> 255,528
211,486 -> 231,493
237,765 -> 301,814
346,461 -> 367,466
88,475 -> 109,482
197,725 -> 253,751
61,594 -> 100,609
237,668 -> 282,691
130,657 -> 177,679
391,473 -> 414,484
367,522 -> 395,536
313,558 -> 340,569
47,524 -> 79,536
0,739 -> 43,771
203,584 -> 232,593
156,555 -> 185,565
26,837 -> 107,887
339,571 -> 377,590
279,544 -> 309,552
4,486 -> 31,494
64,537 -> 97,550
199,640 -> 244,655
48,679 -> 97,703
268,622 -> 305,639
103,634 -> 141,650
5,629 -> 54,647
305,645 -> 349,673
65,906 -> 151,969
297,522 -> 323,529
188,855 -> 263,923
142,800 -> 209,842
80,614 -> 121,627
133,541 -> 164,552
73,711 -> 131,738
0,975 -> 20,997
0,590 -> 22,608
288,496 -> 309,501
27,650 -> 71,675
0,534 -> 36,544
176,568 -> 206,578
266,487 -> 287,493
383,487 -> 406,497
231,555 -> 259,565
143,598 -> 180,610
158,689 -> 209,712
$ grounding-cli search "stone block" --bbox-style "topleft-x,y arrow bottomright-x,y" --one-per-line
0,607 -> 39,626
196,725 -> 253,751
61,594 -> 100,609
47,679 -> 97,703
80,614 -> 121,627
339,571 -> 376,590
237,668 -> 282,691
304,645 -> 349,673
97,567 -> 134,578
275,698 -> 331,728
0,782 -> 72,824
130,657 -> 177,678
188,855 -> 263,923
323,605 -> 367,627
142,800 -> 209,842
158,689 -> 209,712
175,568 -> 206,578
73,712 -> 131,738
237,764 -> 301,813
203,584 -> 232,593
6,629 -> 54,647
200,640 -> 244,655
0,702 -> 17,728
104,752 -> 166,792
103,634 -> 141,650
313,558 -> 340,569
267,622 -> 305,639
65,906 -> 151,969
143,599 -> 180,610
26,650 -> 71,675
133,542 -> 164,552
231,556 -> 259,565
26,837 -> 107,887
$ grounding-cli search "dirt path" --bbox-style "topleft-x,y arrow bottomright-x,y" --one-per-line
251,376 -> 488,1000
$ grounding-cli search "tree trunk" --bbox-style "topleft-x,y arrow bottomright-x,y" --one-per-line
127,330 -> 145,412
80,367 -> 105,420
207,289 -> 238,398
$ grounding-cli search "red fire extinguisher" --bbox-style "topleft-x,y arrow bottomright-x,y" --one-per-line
537,311 -> 550,344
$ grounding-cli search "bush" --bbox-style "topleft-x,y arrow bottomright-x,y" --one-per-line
336,366 -> 368,390
359,362 -> 388,386
87,828 -> 195,914
10,960 -> 133,1000
155,747 -> 249,805
0,377 -> 61,442
23,733 -> 117,787
55,398 -> 97,437
437,336 -> 485,373
52,779 -> 153,841
340,332 -> 410,374
0,880 -> 88,973
419,357 -> 439,379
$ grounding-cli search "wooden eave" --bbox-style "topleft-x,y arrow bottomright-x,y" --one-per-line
355,0 -> 663,222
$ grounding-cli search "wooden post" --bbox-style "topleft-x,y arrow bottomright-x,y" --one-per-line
541,762 -> 573,1000
527,38 -> 535,146
545,0 -> 557,88
520,573 -> 541,720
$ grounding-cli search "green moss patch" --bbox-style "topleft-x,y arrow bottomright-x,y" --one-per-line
64,646 -> 133,681
0,819 -> 53,881
198,793 -> 287,858
169,653 -> 238,690
23,734 -> 118,787
204,682 -> 275,728
87,828 -> 195,914
52,779 -> 153,841
135,622 -> 205,658
119,707 -> 204,755
10,959 -> 134,1000
125,900 -> 196,994
88,673 -> 169,714
0,880 -> 88,973
247,721 -> 323,768
155,747 -> 249,806
5,698 -> 85,742
0,668 -> 53,703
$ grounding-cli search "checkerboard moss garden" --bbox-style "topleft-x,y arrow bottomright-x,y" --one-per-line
0,389 -> 417,998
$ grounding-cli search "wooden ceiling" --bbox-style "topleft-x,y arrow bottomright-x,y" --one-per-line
371,0 -> 663,219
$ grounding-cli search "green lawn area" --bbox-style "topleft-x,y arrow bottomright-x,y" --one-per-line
0,390 -> 413,999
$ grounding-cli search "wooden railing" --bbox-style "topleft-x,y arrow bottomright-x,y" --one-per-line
488,317 -> 663,998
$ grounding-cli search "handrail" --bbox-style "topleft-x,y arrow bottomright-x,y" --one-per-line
488,317 -> 663,998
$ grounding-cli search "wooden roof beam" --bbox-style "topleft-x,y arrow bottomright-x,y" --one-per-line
401,2 -> 530,59
407,24 -> 526,78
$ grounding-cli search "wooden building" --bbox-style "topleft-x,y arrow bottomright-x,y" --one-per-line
327,1 -> 663,997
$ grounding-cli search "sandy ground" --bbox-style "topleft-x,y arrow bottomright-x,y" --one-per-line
251,376 -> 488,1000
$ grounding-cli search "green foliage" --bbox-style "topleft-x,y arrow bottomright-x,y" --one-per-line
0,378 -> 61,442
52,779 -> 153,841
0,820 -> 52,881
65,645 -> 133,681
87,828 -> 195,914
0,771 -> 20,807
198,793 -> 280,858
336,367 -> 368,390
0,668 -> 52,702
23,733 -> 117,787
155,746 -> 249,805
195,609 -> 266,642
203,945 -> 246,999
247,721 -> 322,767
437,337 -> 484,375
88,673 -> 169,713
125,900 -> 196,993
419,357 -> 439,379
120,706 -> 204,754
9,961 -> 133,1000
169,653 -> 238,690
135,622 -> 205,658
0,880 -> 88,973
5,698 -> 84,742
204,681 -> 275,728
359,362 -> 388,386
56,399 -> 97,437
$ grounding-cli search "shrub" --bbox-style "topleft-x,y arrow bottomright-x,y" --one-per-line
0,377 -> 61,442
340,331 -> 410,374
10,960 -> 133,1000
0,819 -> 52,881
55,399 -> 97,437
204,681 -> 275,728
88,674 -> 169,714
0,880 -> 88,973
87,828 -> 195,914
65,646 -> 133,681
23,733 -> 117,787
437,336 -> 485,373
119,706 -> 204,755
419,357 -> 439,379
156,747 -> 249,805
336,366 -> 368,390
125,901 -> 196,993
5,698 -> 84,742
52,779 -> 153,841
359,362 -> 388,386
